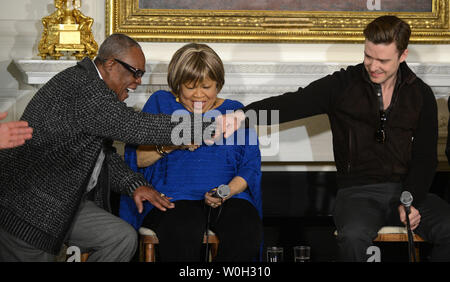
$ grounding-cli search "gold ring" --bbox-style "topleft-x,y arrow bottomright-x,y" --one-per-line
160,193 -> 165,197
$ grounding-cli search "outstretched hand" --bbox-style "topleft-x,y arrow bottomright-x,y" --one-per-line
210,110 -> 246,142
133,186 -> 175,213
0,112 -> 33,149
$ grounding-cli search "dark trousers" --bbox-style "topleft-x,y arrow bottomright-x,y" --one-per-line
143,198 -> 262,262
333,182 -> 450,261
0,200 -> 137,262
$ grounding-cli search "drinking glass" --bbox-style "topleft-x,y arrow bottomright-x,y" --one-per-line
294,246 -> 311,262
267,246 -> 284,262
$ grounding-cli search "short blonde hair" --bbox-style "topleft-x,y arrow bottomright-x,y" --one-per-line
167,43 -> 225,96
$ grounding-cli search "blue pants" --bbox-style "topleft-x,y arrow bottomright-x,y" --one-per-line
333,182 -> 450,261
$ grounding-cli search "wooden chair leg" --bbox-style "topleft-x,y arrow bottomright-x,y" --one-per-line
145,243 -> 156,262
139,239 -> 145,262
80,253 -> 89,262
415,246 -> 420,262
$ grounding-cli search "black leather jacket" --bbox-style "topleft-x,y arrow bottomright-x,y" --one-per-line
243,62 -> 437,206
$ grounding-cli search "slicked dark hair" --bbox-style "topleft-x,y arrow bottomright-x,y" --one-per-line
363,15 -> 411,56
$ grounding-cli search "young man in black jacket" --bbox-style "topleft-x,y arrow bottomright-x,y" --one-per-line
218,15 -> 450,261
0,34 -> 209,262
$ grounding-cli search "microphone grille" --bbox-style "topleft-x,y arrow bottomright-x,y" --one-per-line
400,191 -> 413,206
217,184 -> 231,198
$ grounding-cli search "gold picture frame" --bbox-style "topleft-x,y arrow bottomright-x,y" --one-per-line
106,0 -> 450,43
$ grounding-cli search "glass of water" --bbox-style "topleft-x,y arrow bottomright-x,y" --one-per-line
294,246 -> 311,262
267,246 -> 284,262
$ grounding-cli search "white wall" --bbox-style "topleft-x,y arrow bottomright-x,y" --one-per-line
0,0 -> 104,121
1,0 -> 450,103
2,0 -> 450,169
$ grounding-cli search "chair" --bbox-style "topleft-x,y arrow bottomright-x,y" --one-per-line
138,227 -> 220,262
80,253 -> 89,262
334,226 -> 425,261
373,226 -> 424,261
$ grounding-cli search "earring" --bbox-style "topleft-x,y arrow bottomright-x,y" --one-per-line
175,97 -> 180,103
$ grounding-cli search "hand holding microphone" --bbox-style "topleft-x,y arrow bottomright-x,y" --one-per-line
399,191 -> 421,262
205,184 -> 230,208
399,191 -> 421,231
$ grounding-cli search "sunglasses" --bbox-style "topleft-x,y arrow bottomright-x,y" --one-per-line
114,58 -> 145,79
375,110 -> 386,144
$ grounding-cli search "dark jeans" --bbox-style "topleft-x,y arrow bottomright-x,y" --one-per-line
333,182 -> 450,261
142,198 -> 262,262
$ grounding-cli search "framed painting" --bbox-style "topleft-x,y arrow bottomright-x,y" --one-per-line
105,0 -> 450,43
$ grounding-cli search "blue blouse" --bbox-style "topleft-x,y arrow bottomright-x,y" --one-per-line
119,90 -> 262,230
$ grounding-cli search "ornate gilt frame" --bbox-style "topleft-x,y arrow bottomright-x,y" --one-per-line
106,0 -> 450,43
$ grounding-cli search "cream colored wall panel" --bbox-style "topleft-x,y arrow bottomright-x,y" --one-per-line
0,97 -> 16,121
3,1 -> 450,170
14,59 -> 450,170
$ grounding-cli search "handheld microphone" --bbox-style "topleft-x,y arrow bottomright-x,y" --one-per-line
400,191 -> 413,214
205,184 -> 230,262
400,190 -> 417,262
209,184 -> 230,199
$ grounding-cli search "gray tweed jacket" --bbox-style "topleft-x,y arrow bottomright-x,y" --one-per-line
0,58 -> 202,254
